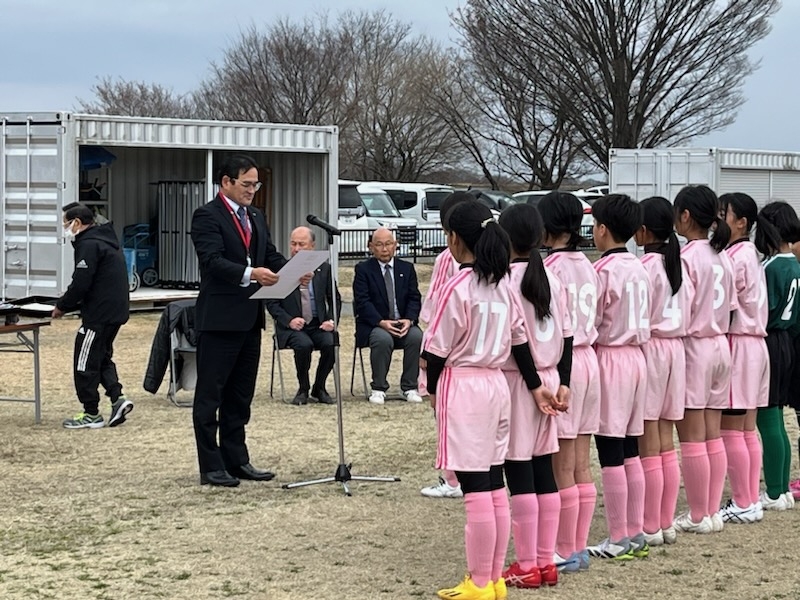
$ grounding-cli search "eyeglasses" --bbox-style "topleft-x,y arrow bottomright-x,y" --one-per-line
371,241 -> 395,249
232,179 -> 262,191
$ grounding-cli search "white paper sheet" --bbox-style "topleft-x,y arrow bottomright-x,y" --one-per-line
250,250 -> 330,300
18,303 -> 56,314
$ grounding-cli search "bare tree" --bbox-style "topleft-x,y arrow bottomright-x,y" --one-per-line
457,0 -> 781,170
78,77 -> 195,118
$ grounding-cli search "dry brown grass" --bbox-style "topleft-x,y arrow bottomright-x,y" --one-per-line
1,264 -> 800,599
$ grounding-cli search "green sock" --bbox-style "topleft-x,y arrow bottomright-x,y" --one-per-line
780,408 -> 791,493
757,406 -> 786,499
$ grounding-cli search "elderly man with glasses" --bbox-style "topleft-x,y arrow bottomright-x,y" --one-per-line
353,227 -> 423,405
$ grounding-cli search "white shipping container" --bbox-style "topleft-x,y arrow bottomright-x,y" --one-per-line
609,148 -> 800,212
0,112 -> 338,301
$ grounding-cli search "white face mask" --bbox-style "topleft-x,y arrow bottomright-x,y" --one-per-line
63,220 -> 77,241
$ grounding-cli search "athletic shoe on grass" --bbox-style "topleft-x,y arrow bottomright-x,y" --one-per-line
421,477 -> 463,498
673,512 -> 713,534
587,538 -> 634,560
108,396 -> 134,428
63,412 -> 104,429
437,575 -> 495,600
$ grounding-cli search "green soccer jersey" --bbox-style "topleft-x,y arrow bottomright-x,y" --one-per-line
764,253 -> 800,332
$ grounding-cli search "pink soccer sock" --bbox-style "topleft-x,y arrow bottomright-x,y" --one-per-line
640,455 -> 664,535
464,492 -> 496,588
601,465 -> 628,542
576,482 -> 597,550
706,437 -> 728,516
491,488 -> 511,581
555,485 -> 580,558
624,457 -> 646,537
536,492 -> 561,568
660,450 -> 681,531
744,430 -> 763,506
510,493 -> 539,571
443,470 -> 459,488
680,441 -> 710,522
721,430 -> 750,508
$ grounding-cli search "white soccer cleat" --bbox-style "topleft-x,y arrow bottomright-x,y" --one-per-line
783,491 -> 795,509
643,529 -> 664,547
368,390 -> 386,405
760,490 -> 791,511
672,512 -> 713,534
753,501 -> 764,521
420,477 -> 463,498
719,499 -> 758,524
587,537 -> 633,560
404,390 -> 423,403
710,512 -> 724,532
662,526 -> 678,544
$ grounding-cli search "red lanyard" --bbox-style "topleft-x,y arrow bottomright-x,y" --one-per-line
221,193 -> 252,252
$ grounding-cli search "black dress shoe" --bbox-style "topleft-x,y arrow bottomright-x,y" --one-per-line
291,390 -> 309,405
312,389 -> 336,405
229,463 -> 276,481
200,470 -> 240,487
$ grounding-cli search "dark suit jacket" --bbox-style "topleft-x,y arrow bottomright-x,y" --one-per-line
265,262 -> 342,347
353,257 -> 421,347
191,194 -> 286,332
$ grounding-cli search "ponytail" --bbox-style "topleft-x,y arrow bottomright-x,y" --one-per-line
753,213 -> 783,257
474,221 -> 511,285
710,216 -> 731,252
664,232 -> 683,295
521,254 -> 552,319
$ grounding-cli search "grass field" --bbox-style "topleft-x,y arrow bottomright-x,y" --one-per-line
1,265 -> 800,599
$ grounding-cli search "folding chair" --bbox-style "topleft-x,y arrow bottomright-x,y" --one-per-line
350,301 -> 369,398
269,322 -> 289,402
167,299 -> 197,407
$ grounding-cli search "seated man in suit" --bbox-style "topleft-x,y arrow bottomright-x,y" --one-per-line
266,226 -> 341,406
353,227 -> 423,405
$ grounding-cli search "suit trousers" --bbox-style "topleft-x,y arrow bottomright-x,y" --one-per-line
368,325 -> 422,393
193,326 -> 261,473
285,321 -> 335,392
73,322 -> 124,414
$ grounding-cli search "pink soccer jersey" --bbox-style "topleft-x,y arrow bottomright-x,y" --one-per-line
593,250 -> 652,347
420,247 -> 459,324
424,267 -> 527,368
681,239 -> 738,337
543,251 -> 600,347
640,251 -> 692,338
725,240 -> 768,336
503,262 -> 572,370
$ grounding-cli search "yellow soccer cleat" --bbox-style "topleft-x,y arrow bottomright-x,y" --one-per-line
493,577 -> 507,600
437,574 -> 496,600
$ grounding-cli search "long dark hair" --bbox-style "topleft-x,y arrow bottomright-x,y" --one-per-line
673,185 -> 730,252
536,191 -> 585,249
720,192 -> 782,257
640,196 -> 682,295
498,204 -> 551,318
448,200 -> 510,285
757,201 -> 800,255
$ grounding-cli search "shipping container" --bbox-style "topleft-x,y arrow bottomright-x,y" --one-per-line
609,148 -> 800,211
0,112 -> 338,300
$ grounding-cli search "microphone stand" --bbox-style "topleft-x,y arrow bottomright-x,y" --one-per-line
283,226 -> 400,496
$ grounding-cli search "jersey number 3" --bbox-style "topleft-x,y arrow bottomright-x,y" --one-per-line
475,301 -> 508,356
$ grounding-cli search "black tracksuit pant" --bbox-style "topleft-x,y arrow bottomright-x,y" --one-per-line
73,322 -> 124,414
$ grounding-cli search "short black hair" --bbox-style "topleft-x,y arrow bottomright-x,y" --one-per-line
439,191 -> 473,232
591,194 -> 642,243
63,202 -> 95,225
216,154 -> 259,185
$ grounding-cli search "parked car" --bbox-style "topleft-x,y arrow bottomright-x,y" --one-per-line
465,189 -> 517,213
513,190 -> 594,238
361,182 -> 454,226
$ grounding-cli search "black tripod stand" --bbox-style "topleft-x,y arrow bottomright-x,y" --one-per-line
283,218 -> 401,496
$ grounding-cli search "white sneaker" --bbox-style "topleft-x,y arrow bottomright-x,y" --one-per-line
719,499 -> 757,524
753,501 -> 764,521
784,491 -> 796,509
662,526 -> 677,544
710,512 -> 724,532
404,390 -> 423,403
587,537 -> 634,560
368,390 -> 386,405
760,490 -> 791,511
420,477 -> 463,498
643,529 -> 664,546
672,512 -> 713,534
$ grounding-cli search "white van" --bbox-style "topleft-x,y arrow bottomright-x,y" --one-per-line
361,182 -> 454,226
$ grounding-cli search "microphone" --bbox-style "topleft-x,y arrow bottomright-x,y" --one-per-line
307,214 -> 341,236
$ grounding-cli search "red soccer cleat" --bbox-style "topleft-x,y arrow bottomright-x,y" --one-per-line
502,562 -> 541,589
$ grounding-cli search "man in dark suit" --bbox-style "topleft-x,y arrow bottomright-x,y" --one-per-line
353,227 -> 423,405
266,226 -> 341,406
190,154 -> 300,487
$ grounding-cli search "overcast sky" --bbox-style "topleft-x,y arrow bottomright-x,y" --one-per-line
1,0 -> 796,154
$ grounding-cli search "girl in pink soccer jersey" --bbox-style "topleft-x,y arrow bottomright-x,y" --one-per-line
718,193 -> 777,523
497,204 -> 571,590
586,195 -> 651,560
425,200 -> 552,600
538,192 -> 600,572
633,196 -> 692,546
672,185 -> 737,535
419,192 -> 472,500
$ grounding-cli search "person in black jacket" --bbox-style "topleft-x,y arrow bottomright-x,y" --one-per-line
53,202 -> 133,429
